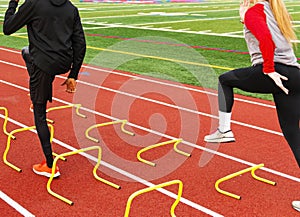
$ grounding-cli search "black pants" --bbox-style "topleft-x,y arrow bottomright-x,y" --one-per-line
219,63 -> 300,167
22,47 -> 55,168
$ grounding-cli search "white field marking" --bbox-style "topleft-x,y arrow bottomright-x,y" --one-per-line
190,14 -> 207,16
0,191 -> 35,217
131,16 -> 240,26
0,105 -> 223,217
78,8 -> 96,11
141,12 -> 189,16
77,4 -> 239,14
83,26 -> 111,30
77,6 -> 194,14
75,3 -> 174,10
81,14 -> 146,20
84,20 -> 96,23
12,32 -> 27,36
82,20 -> 300,42
197,30 -> 212,33
0,59 -> 280,135
82,22 -> 118,29
178,28 -> 191,31
81,21 -> 248,39
0,79 -> 299,184
183,8 -> 238,14
0,48 -> 276,110
75,4 -> 300,43
137,25 -> 153,28
222,30 -> 244,35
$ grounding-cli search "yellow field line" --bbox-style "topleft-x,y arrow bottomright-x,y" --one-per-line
0,33 -> 233,71
87,45 -> 234,71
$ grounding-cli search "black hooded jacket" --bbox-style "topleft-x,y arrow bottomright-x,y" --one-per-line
3,0 -> 86,79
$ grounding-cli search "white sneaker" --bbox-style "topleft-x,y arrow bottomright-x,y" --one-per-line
292,201 -> 300,212
204,129 -> 235,143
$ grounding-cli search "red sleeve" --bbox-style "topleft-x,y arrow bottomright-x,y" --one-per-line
244,4 -> 275,73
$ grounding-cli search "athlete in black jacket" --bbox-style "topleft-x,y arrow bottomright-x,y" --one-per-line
3,0 -> 86,177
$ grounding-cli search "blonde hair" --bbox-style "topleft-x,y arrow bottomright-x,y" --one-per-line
268,0 -> 297,46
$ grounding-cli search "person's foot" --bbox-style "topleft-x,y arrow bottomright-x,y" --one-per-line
292,201 -> 300,212
204,129 -> 235,143
33,161 -> 60,178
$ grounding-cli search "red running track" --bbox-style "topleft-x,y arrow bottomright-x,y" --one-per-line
0,47 -> 299,217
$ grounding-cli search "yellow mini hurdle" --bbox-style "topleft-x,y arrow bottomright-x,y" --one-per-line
2,124 -> 65,172
215,163 -> 276,200
47,146 -> 121,205
137,139 -> 191,167
0,107 -> 15,139
85,119 -> 135,143
124,180 -> 183,217
46,104 -> 86,123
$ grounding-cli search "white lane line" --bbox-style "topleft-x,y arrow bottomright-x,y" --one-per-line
0,54 -> 276,113
0,59 -> 282,137
83,65 -> 276,109
0,111 -> 223,217
0,47 -> 277,109
0,191 -> 35,217
64,75 -> 282,136
0,79 -> 298,183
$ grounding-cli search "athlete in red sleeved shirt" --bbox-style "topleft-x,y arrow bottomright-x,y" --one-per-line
204,0 -> 300,211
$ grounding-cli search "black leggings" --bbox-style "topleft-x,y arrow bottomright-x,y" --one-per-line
219,63 -> 300,167
22,47 -> 54,168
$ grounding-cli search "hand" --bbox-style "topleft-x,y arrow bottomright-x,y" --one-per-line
266,72 -> 289,95
239,0 -> 250,23
61,78 -> 76,93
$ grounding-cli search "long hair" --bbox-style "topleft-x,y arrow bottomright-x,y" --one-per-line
268,0 -> 297,46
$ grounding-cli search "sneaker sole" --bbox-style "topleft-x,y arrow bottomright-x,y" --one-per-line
204,137 -> 236,143
32,168 -> 60,178
293,206 -> 300,212
292,203 -> 300,212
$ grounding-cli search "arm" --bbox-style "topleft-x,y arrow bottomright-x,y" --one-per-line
68,8 -> 86,80
3,0 -> 33,35
244,4 -> 275,73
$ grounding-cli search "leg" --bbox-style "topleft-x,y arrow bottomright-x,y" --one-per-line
218,64 -> 281,112
29,65 -> 59,177
273,93 -> 300,167
205,64 -> 281,142
273,64 -> 300,167
33,102 -> 53,168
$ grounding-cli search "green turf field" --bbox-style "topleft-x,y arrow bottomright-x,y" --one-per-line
0,0 -> 299,100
